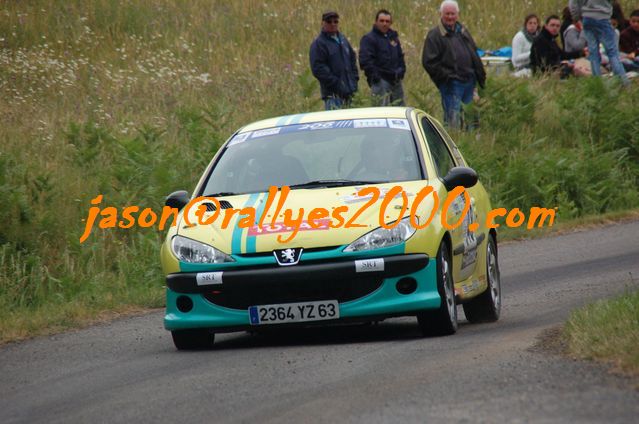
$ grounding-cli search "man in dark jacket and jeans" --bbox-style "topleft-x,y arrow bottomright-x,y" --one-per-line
359,9 -> 406,106
422,1 -> 485,130
309,11 -> 359,110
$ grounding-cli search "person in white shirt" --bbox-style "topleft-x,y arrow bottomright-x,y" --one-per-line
512,14 -> 540,77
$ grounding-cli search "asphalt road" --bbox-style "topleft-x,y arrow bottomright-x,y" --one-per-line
1,220 -> 639,423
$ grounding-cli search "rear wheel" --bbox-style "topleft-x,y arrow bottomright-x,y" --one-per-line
171,329 -> 215,350
417,241 -> 458,336
463,235 -> 501,323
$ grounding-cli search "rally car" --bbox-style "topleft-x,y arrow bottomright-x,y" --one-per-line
161,107 -> 501,349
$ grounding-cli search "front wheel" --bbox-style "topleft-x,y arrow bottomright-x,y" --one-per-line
171,328 -> 215,350
417,241 -> 458,336
463,235 -> 501,323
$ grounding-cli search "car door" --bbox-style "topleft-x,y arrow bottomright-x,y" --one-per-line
419,115 -> 479,282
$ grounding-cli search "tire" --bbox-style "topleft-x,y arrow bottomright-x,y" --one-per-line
171,329 -> 215,350
463,235 -> 501,323
417,241 -> 458,336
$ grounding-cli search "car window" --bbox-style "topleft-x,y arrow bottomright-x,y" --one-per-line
430,118 -> 467,166
200,120 -> 423,195
421,116 -> 456,178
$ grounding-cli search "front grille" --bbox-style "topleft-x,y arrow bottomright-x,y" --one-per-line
236,246 -> 341,259
202,275 -> 383,309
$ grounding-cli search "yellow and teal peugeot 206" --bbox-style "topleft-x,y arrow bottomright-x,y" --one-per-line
161,107 -> 501,349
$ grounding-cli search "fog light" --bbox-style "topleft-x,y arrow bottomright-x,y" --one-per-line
176,295 -> 193,312
396,278 -> 417,295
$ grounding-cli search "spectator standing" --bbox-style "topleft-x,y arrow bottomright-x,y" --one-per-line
309,11 -> 359,110
422,0 -> 485,129
359,9 -> 406,106
569,0 -> 629,85
564,20 -> 588,53
530,15 -> 584,77
512,14 -> 540,76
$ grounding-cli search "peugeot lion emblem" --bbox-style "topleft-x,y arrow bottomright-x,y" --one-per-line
273,248 -> 303,266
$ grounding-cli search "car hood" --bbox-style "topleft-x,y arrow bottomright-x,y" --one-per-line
176,181 -> 431,255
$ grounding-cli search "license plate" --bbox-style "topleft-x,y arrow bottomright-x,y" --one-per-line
248,300 -> 339,325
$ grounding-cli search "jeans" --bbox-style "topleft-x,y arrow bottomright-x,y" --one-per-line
438,78 -> 476,130
324,95 -> 352,110
582,17 -> 629,85
371,79 -> 405,106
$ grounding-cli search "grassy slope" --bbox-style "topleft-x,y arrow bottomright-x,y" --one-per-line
1,0 -> 638,342
564,290 -> 639,376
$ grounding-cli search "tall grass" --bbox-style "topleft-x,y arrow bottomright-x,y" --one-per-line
1,0 -> 638,342
564,289 -> 639,375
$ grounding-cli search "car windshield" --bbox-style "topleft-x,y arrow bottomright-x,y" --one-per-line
201,118 -> 423,196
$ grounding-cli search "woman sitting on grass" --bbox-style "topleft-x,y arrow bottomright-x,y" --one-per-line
560,7 -> 574,48
563,20 -> 587,54
512,14 -> 540,77
531,15 -> 585,79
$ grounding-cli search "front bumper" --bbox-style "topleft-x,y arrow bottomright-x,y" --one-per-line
164,253 -> 441,331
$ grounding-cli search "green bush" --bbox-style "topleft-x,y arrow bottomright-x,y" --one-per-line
456,77 -> 639,219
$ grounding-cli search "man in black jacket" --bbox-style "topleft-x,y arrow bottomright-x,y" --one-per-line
309,11 -> 359,110
359,9 -> 406,106
530,15 -> 584,77
422,1 -> 485,129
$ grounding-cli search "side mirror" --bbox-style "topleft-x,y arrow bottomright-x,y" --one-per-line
442,167 -> 478,191
165,190 -> 190,211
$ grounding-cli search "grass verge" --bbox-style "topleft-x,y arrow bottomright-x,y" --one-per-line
498,209 -> 639,241
564,289 -> 639,376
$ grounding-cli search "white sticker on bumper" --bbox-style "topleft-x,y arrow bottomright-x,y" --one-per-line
196,271 -> 223,286
355,258 -> 385,273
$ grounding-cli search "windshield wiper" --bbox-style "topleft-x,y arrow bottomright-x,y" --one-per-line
288,179 -> 386,189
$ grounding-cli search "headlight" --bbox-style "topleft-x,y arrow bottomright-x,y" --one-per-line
344,217 -> 417,252
171,235 -> 235,264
